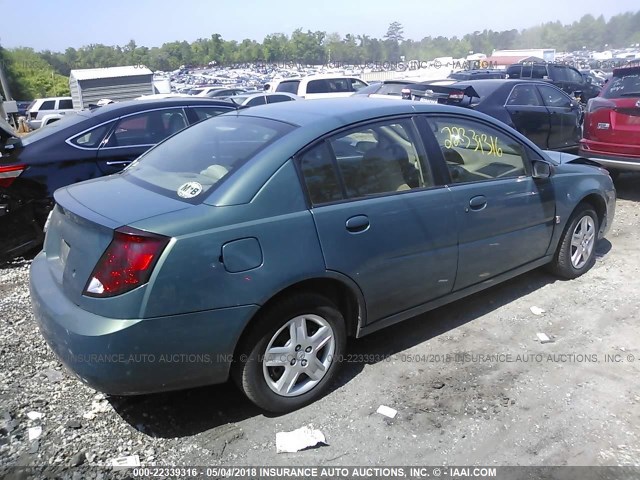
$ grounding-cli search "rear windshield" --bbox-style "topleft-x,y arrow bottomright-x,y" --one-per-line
603,71 -> 640,99
122,115 -> 295,202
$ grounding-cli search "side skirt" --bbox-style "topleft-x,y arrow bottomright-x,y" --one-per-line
356,255 -> 553,338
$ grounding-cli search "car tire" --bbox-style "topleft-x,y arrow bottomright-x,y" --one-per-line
548,203 -> 599,279
232,293 -> 346,413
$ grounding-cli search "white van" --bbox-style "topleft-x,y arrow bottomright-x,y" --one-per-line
272,75 -> 368,99
26,97 -> 75,129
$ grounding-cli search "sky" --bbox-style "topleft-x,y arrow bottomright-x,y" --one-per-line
0,0 -> 638,52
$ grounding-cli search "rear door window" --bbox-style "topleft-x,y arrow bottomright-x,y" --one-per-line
507,85 -> 542,106
40,100 -> 55,111
299,118 -> 432,204
306,79 -> 332,94
507,66 -> 521,79
532,65 -> 548,78
104,108 -> 187,147
58,99 -> 73,109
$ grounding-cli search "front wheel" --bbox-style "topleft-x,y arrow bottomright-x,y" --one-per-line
232,293 -> 346,412
549,203 -> 599,279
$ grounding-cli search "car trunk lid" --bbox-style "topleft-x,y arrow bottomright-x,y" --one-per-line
46,176 -> 188,305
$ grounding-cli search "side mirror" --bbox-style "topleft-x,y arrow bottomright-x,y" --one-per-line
532,161 -> 551,179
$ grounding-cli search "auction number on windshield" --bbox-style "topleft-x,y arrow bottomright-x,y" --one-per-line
441,126 -> 503,157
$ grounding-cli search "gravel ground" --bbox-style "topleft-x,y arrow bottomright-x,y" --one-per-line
1,173 -> 639,479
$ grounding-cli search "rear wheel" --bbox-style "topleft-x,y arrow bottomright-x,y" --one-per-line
232,293 -> 346,412
549,203 -> 598,279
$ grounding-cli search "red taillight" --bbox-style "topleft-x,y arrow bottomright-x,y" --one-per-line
448,90 -> 465,102
84,227 -> 170,298
0,164 -> 26,188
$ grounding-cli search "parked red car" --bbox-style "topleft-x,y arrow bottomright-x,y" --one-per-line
580,64 -> 640,175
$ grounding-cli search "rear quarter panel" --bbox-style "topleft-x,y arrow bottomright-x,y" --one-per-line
132,159 -> 328,318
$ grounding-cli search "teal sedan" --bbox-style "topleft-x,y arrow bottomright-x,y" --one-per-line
30,98 -> 615,413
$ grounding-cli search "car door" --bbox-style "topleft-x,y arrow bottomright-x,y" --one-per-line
298,117 -> 458,323
96,107 -> 188,175
536,84 -> 581,150
425,115 -> 555,291
504,83 -> 551,149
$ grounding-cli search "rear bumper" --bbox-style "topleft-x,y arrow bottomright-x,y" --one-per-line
29,252 -> 259,395
579,140 -> 640,171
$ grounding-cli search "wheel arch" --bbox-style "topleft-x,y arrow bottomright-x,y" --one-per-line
577,192 -> 607,230
233,273 -> 366,360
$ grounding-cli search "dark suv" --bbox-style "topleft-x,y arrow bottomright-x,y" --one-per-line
506,62 -> 601,103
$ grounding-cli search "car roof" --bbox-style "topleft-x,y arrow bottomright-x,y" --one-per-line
88,97 -> 237,117
450,79 -> 566,100
234,97 -> 483,128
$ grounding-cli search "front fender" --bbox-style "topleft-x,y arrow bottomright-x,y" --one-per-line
546,165 -> 615,256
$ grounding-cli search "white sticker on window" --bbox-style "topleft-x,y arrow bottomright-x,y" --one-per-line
177,181 -> 203,198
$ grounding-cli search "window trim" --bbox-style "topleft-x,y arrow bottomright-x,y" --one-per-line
420,113 -> 534,187
294,115 -> 441,208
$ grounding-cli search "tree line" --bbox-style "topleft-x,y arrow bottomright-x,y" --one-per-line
1,11 -> 639,100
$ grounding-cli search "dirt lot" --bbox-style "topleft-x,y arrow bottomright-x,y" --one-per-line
1,173 -> 639,477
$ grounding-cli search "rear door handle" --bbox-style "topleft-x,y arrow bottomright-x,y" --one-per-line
345,215 -> 370,233
468,195 -> 487,211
